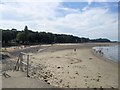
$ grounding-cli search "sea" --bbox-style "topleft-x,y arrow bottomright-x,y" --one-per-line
92,45 -> 119,62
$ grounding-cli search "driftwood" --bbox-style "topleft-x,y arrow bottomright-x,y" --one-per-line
2,71 -> 11,78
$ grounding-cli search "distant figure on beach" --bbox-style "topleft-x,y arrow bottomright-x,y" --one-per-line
99,50 -> 101,54
96,49 -> 104,56
74,49 -> 76,52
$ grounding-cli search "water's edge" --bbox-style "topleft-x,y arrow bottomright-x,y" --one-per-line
92,45 -> 118,63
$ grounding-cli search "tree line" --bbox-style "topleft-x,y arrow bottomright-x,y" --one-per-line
1,26 -> 110,45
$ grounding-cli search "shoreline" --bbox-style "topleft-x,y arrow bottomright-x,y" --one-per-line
2,43 -> 118,88
91,48 -> 118,65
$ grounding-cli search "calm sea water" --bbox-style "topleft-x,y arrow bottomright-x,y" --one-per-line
93,45 -> 119,62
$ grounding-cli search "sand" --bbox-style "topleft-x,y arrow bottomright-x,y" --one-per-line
2,71 -> 55,88
2,43 -> 118,88
27,44 -> 118,88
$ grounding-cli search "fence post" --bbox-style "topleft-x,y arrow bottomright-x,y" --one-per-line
14,55 -> 20,71
27,54 -> 29,77
20,54 -> 24,72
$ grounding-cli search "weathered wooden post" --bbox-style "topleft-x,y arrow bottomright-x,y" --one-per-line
14,52 -> 30,77
27,54 -> 29,77
20,54 -> 24,72
14,55 -> 20,71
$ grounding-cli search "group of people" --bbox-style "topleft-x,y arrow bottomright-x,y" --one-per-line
93,48 -> 104,56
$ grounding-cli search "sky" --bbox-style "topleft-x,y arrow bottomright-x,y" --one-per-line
0,0 -> 119,41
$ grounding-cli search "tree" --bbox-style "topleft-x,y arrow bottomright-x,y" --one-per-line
24,26 -> 28,32
23,26 -> 29,44
2,26 -> 112,45
16,32 -> 26,44
90,38 -> 111,42
2,30 -> 13,43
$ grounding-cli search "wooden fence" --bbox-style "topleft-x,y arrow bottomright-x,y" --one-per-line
14,52 -> 30,77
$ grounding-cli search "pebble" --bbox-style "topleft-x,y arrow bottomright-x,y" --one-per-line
75,72 -> 79,75
60,79 -> 62,83
47,82 -> 50,85
89,58 -> 92,60
96,79 -> 99,82
44,79 -> 48,82
57,67 -> 60,69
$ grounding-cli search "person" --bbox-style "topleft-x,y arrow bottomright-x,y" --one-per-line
99,50 -> 101,54
74,49 -> 76,52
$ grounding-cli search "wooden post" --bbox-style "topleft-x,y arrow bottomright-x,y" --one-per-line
14,55 -> 20,71
27,55 -> 29,77
20,54 -> 24,72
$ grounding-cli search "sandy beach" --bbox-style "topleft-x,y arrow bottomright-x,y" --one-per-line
2,43 -> 118,88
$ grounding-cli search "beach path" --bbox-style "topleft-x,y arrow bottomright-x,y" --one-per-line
2,71 -> 54,88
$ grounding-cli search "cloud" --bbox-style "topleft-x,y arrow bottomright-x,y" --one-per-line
0,1 -> 118,41
1,0 -> 62,2
52,7 -> 117,39
0,2 -> 61,20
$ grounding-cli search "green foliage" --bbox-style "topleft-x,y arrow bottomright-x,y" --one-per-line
24,26 -> 28,32
16,32 -> 26,43
90,38 -> 111,42
17,26 -> 30,44
1,26 -> 111,45
2,29 -> 17,43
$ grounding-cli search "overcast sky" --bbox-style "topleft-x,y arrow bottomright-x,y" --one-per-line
0,0 -> 119,41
